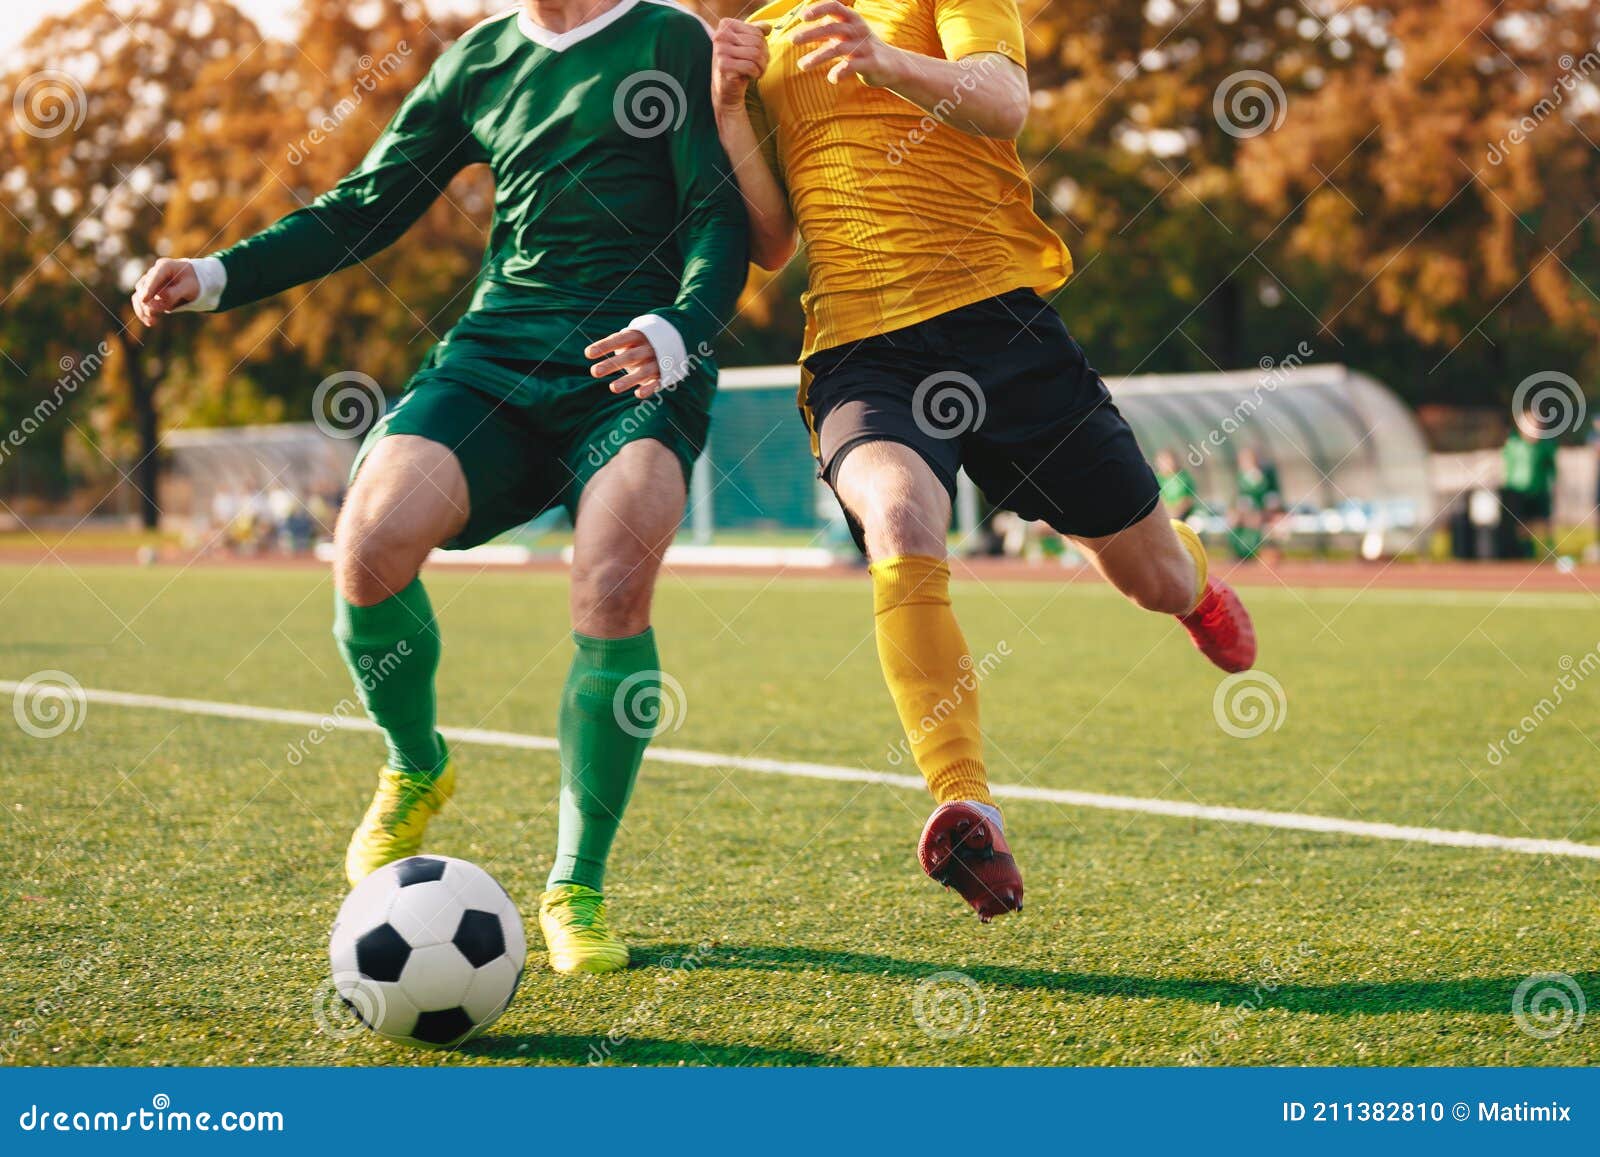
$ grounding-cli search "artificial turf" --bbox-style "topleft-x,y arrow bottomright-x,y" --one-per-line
2,563 -> 1596,1065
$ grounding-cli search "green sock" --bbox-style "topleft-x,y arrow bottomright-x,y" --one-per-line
333,578 -> 445,775
548,628 -> 660,892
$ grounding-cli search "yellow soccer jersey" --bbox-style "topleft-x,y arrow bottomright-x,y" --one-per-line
749,0 -> 1072,359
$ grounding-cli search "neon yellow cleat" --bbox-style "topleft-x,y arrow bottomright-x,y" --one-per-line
343,758 -> 455,886
539,884 -> 630,975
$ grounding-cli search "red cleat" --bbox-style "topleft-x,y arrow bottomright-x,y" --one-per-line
918,801 -> 1023,922
1179,579 -> 1257,673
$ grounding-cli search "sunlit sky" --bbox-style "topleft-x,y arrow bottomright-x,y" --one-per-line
0,0 -> 501,56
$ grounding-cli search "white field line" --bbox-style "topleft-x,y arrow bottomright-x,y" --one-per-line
670,578 -> 1600,611
8,681 -> 1600,863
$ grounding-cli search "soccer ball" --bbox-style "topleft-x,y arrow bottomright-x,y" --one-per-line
328,855 -> 526,1049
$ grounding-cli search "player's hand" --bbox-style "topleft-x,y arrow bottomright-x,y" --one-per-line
586,329 -> 665,399
712,18 -> 772,112
791,0 -> 899,87
130,258 -> 200,326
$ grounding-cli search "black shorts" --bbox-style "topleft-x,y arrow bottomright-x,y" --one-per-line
1502,488 -> 1553,524
801,289 -> 1159,547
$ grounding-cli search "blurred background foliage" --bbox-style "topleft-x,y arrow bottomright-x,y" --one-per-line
2,0 -> 1598,520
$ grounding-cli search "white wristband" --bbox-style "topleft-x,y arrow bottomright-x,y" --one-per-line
174,256 -> 227,313
628,313 -> 692,388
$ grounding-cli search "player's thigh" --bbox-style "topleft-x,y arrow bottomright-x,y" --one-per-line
568,437 -> 688,634
959,304 -> 1160,544
832,440 -> 952,561
804,327 -> 961,562
335,434 -> 469,604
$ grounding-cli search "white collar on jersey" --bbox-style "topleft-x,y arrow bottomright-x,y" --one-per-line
515,0 -> 642,51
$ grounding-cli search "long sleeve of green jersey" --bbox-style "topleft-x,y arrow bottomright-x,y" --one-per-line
190,3 -> 750,381
210,57 -> 484,311
644,27 -> 749,374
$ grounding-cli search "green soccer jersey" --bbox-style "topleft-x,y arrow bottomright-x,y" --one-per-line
1158,467 -> 1198,508
194,1 -> 747,388
1503,431 -> 1558,497
1237,462 -> 1282,511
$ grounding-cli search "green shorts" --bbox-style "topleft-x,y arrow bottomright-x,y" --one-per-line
352,355 -> 713,550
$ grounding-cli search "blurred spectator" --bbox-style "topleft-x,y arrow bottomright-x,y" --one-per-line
283,506 -> 316,554
1500,406 -> 1559,558
203,485 -> 334,556
307,488 -> 340,544
1153,449 -> 1199,522
211,488 -> 241,537
1230,447 -> 1284,561
227,493 -> 262,554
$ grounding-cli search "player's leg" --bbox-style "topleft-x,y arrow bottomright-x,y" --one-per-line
540,437 -> 686,974
334,433 -> 468,884
1072,505 -> 1255,673
831,440 -> 1023,921
835,442 -> 987,803
952,290 -> 1257,674
1069,505 -> 1201,616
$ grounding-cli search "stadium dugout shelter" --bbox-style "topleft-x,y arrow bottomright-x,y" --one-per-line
161,364 -> 1433,565
162,423 -> 356,546
1109,363 -> 1435,557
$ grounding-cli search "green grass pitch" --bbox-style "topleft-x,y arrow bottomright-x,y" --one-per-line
3,562 -> 1597,1066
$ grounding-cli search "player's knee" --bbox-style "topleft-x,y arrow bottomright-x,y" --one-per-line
1122,559 -> 1196,615
570,557 -> 654,636
334,510 -> 428,607
854,495 -> 948,560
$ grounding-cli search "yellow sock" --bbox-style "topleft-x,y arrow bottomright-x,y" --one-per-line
1171,519 -> 1209,615
869,554 -> 992,806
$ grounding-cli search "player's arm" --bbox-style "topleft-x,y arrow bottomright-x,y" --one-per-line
789,0 -> 1030,140
588,24 -> 752,399
710,19 -> 796,272
132,55 -> 482,326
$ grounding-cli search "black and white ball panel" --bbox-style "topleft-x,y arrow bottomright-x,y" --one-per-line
394,855 -> 448,887
329,855 -> 526,1048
